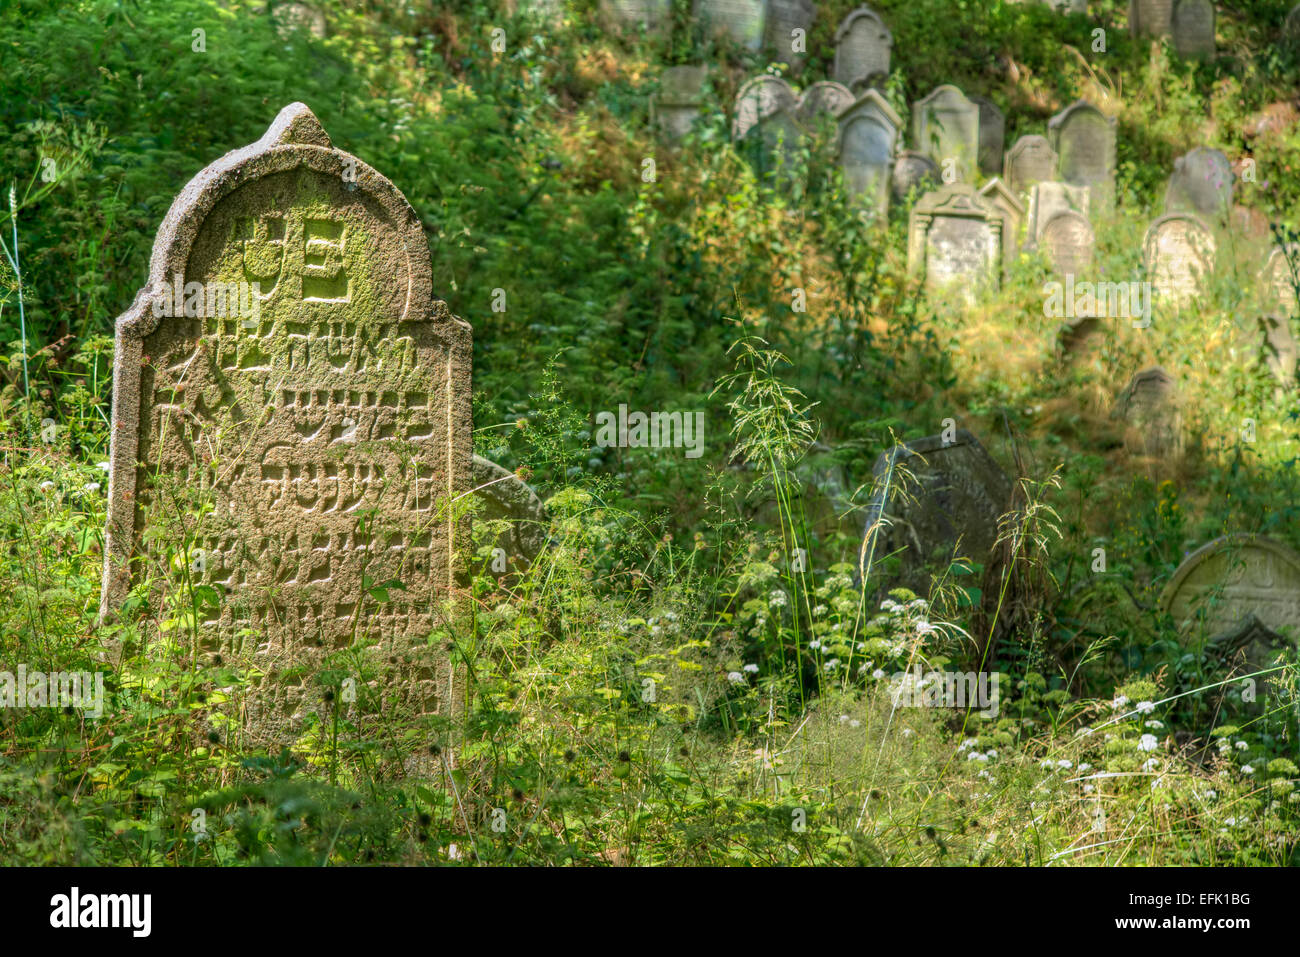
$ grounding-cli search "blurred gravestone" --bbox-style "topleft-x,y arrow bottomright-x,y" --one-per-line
472,455 -> 548,567
970,96 -> 1006,177
838,90 -> 902,221
908,183 -> 1005,302
1129,0 -> 1173,38
1057,315 -> 1106,361
1143,213 -> 1215,309
100,103 -> 473,745
1257,314 -> 1298,388
860,430 -> 1013,593
1004,135 -> 1057,199
1260,244 -> 1299,318
734,77 -> 805,185
911,85 -> 981,183
798,81 -> 854,123
1170,0 -> 1215,60
695,0 -> 769,50
1164,147 -> 1232,222
1113,367 -> 1182,459
271,2 -> 327,38
1041,210 -> 1095,275
1048,100 -> 1116,209
765,0 -> 816,69
833,7 -> 893,89
652,65 -> 710,145
602,0 -> 672,33
733,75 -> 799,140
891,151 -> 940,205
1162,534 -> 1300,638
978,178 -> 1024,264
1025,180 -> 1090,249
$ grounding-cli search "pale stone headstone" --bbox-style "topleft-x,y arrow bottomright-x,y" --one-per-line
1043,0 -> 1087,11
1142,213 -> 1216,309
861,429 -> 1013,592
837,90 -> 902,221
1170,0 -> 1215,59
271,3 -> 327,39
1004,135 -> 1058,198
1114,367 -> 1182,459
100,103 -> 473,743
977,178 -> 1024,263
1048,100 -> 1117,209
1162,534 -> 1300,638
1164,146 -> 1232,222
797,81 -> 854,123
907,183 -> 1004,301
1040,209 -> 1095,275
1129,0 -> 1173,38
891,151 -> 940,205
1257,314 -> 1298,387
911,85 -> 981,184
1260,244 -> 1299,318
765,0 -> 816,68
833,6 -> 893,89
652,65 -> 710,145
1025,180 -> 1090,248
602,0 -> 672,34
732,75 -> 799,141
472,455 -> 548,566
695,0 -> 769,51
970,96 -> 1006,177
734,79 -> 806,184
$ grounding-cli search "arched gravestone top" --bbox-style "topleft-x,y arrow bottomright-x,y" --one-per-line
1161,534 -> 1300,639
765,0 -> 816,68
1040,209 -> 1095,274
1004,134 -> 1057,198
1170,0 -> 1215,60
891,150 -> 940,204
1142,212 -> 1216,309
695,0 -> 769,52
833,6 -> 893,88
1164,146 -> 1232,222
1129,0 -> 1173,38
911,85 -> 981,184
100,103 -> 473,741
1260,244 -> 1300,318
1048,100 -> 1116,208
472,455 -> 548,564
860,429 -> 1013,591
1026,180 -> 1089,249
732,75 -> 800,141
1114,366 -> 1182,459
797,81 -> 855,123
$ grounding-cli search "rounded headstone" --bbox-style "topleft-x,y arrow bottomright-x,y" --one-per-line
472,454 -> 548,564
1161,534 -> 1300,638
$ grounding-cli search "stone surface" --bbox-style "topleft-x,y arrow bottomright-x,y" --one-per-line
891,151 -> 940,205
765,0 -> 816,68
833,6 -> 893,89
733,76 -> 805,183
601,0 -> 672,33
1004,135 -> 1057,198
860,429 -> 1013,592
977,178 -> 1024,263
911,85 -> 981,183
1129,0 -> 1173,37
1162,534 -> 1300,639
1040,209 -> 1095,275
1208,613 -> 1293,710
732,75 -> 799,141
1164,146 -> 1232,222
472,455 -> 548,565
1048,100 -> 1117,209
908,183 -> 1004,301
971,96 -> 1006,177
797,81 -> 854,123
1260,244 -> 1300,318
1025,180 -> 1090,248
837,90 -> 902,221
1171,0 -> 1215,59
1257,314 -> 1298,387
695,0 -> 769,50
1142,213 -> 1216,309
272,2 -> 327,39
100,103 -> 473,744
1114,367 -> 1182,459
652,65 -> 710,145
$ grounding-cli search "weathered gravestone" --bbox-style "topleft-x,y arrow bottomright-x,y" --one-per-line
1040,210 -> 1095,275
1043,0 -> 1087,11
1170,0 -> 1215,60
765,0 -> 816,68
911,85 -> 981,184
833,7 -> 893,89
1260,244 -> 1299,318
1142,213 -> 1216,309
798,81 -> 854,124
695,0 -> 769,50
860,429 -> 1013,592
837,90 -> 902,221
1129,0 -> 1173,38
1004,135 -> 1057,199
733,77 -> 805,183
1025,180 -> 1089,249
1161,533 -> 1300,638
970,96 -> 1006,177
978,178 -> 1024,264
652,65 -> 710,145
1113,367 -> 1182,459
891,150 -> 940,204
271,2 -> 328,39
907,183 -> 1004,301
1164,146 -> 1232,222
733,75 -> 799,141
472,455 -> 548,568
1048,100 -> 1116,209
602,0 -> 672,34
1256,314 -> 1298,388
100,103 -> 473,743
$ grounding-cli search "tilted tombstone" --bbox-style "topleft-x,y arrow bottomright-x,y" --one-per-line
860,429 -> 1013,593
1129,0 -> 1173,38
911,85 -> 981,184
1048,100 -> 1117,209
1161,534 -> 1300,638
1142,213 -> 1216,309
1113,367 -> 1182,459
100,103 -> 473,743
1257,314 -> 1298,388
891,150 -> 940,205
797,81 -> 854,124
1170,0 -> 1215,60
1260,244 -> 1299,318
1004,135 -> 1057,199
907,183 -> 1005,301
1040,209 -> 1095,275
765,0 -> 816,68
970,96 -> 1006,177
977,178 -> 1024,263
1025,180 -> 1090,248
695,0 -> 769,51
652,65 -> 710,145
472,455 -> 548,567
833,7 -> 893,89
601,0 -> 672,34
837,90 -> 902,221
1164,147 -> 1233,222
732,75 -> 800,141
